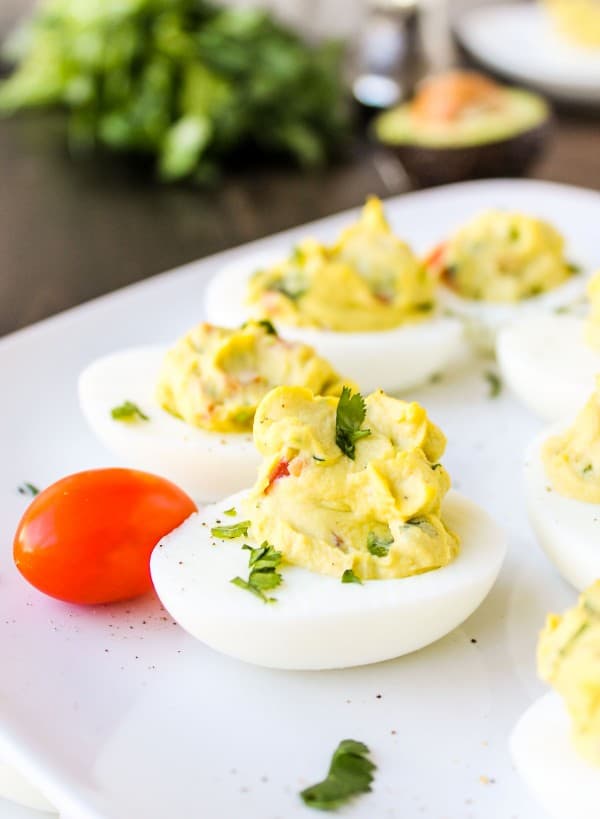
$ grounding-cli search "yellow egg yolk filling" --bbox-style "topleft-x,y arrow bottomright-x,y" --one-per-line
543,377 -> 600,503
432,210 -> 573,303
584,271 -> 600,351
538,581 -> 600,766
156,322 -> 349,434
545,0 -> 600,48
244,386 -> 459,580
246,197 -> 434,332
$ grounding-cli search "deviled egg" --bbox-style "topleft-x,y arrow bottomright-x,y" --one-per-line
524,378 -> 600,590
425,209 -> 585,349
498,271 -> 600,421
151,385 -> 506,670
204,198 -> 465,393
511,582 -> 600,819
79,321 -> 349,502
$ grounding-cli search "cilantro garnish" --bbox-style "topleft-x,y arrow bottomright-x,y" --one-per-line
367,530 -> 393,558
258,319 -> 277,335
211,520 -> 250,539
17,482 -> 39,497
224,507 -> 237,517
244,319 -> 278,336
567,262 -> 581,275
271,274 -> 307,301
335,387 -> 371,460
341,569 -> 362,585
110,401 -> 149,422
231,542 -> 283,603
484,371 -> 502,399
300,739 -> 376,811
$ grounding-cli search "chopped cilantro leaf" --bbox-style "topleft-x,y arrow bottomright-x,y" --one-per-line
211,520 -> 250,539
335,387 -> 371,460
584,464 -> 593,474
300,739 -> 375,811
231,541 -> 283,603
224,507 -> 237,517
367,530 -> 393,558
567,262 -> 582,275
271,276 -> 307,301
17,482 -> 39,497
257,319 -> 278,336
341,569 -> 362,584
484,371 -> 502,399
111,401 -> 149,422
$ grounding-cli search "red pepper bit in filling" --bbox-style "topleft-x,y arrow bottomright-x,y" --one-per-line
265,459 -> 290,494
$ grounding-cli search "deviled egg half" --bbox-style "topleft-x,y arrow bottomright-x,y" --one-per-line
204,197 -> 465,393
425,209 -> 586,350
498,271 -> 600,421
524,378 -> 600,590
79,321 -> 350,502
511,582 -> 600,819
151,385 -> 506,670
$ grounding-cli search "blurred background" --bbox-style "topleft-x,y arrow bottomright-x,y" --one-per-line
0,0 -> 598,336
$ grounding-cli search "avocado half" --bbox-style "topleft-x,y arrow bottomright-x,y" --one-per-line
373,88 -> 552,187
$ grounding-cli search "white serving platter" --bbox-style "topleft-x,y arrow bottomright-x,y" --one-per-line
1,179 -> 600,819
455,3 -> 600,104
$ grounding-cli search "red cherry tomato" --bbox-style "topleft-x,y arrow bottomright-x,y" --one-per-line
13,468 -> 197,605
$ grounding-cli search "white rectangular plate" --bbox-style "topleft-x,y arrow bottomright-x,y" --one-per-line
2,179 -> 600,819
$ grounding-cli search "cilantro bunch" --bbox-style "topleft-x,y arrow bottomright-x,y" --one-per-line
0,0 -> 348,181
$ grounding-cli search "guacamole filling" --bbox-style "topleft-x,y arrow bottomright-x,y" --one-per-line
244,386 -> 459,580
156,321 -> 348,434
584,272 -> 600,351
543,377 -> 600,503
538,581 -> 600,766
429,210 -> 573,302
246,197 -> 435,332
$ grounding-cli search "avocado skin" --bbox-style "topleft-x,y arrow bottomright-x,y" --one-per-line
378,118 -> 552,188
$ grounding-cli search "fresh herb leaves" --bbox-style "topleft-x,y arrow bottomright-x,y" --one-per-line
335,387 -> 371,460
484,371 -> 502,399
111,401 -> 149,422
341,569 -> 362,585
211,520 -> 250,539
366,530 -> 393,558
271,277 -> 307,301
17,482 -> 39,497
300,739 -> 376,811
223,507 -> 237,516
257,319 -> 277,336
231,542 -> 283,603
0,1 -> 347,181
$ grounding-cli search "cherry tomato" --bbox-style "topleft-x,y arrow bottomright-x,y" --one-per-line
13,468 -> 197,605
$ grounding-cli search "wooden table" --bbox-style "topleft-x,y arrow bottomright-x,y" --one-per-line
1,105 -> 599,337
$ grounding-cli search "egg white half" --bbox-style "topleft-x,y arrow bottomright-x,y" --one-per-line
497,314 -> 600,422
0,761 -> 56,813
439,274 -> 587,352
150,489 -> 506,670
511,692 -> 600,819
78,347 -> 259,503
204,255 -> 466,393
524,428 -> 600,591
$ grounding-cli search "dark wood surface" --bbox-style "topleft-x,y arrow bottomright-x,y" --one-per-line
1,105 -> 599,338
